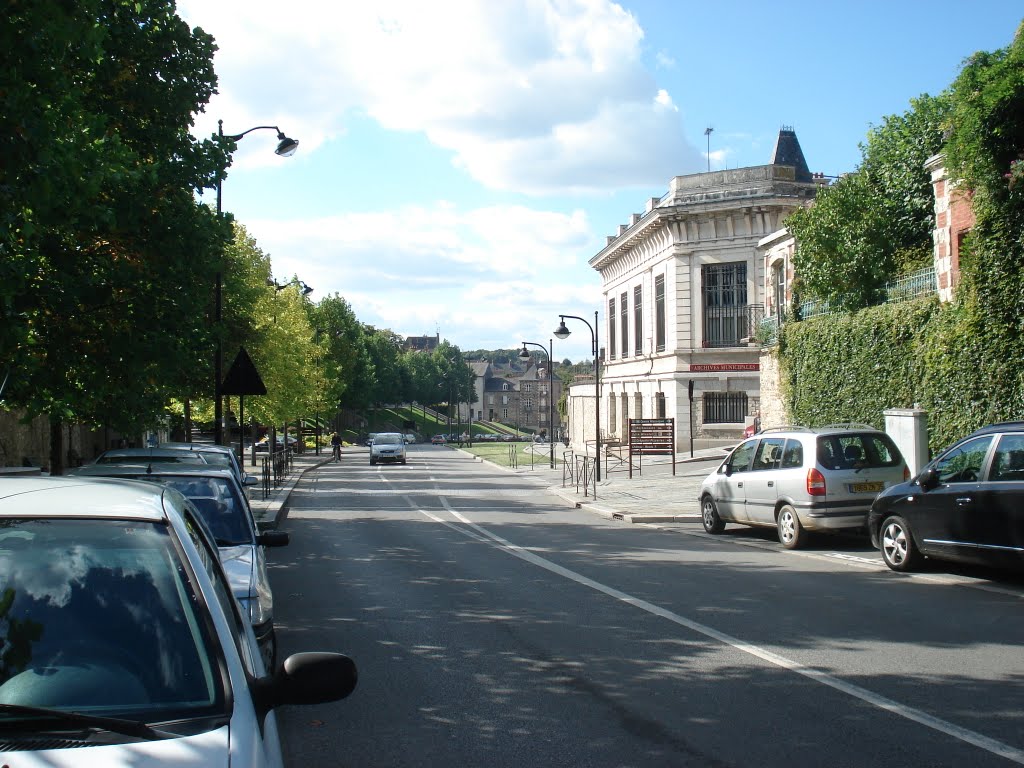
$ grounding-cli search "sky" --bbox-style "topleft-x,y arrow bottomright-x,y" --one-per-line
177,0 -> 1022,363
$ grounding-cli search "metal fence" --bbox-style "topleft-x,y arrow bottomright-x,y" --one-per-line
797,265 -> 937,321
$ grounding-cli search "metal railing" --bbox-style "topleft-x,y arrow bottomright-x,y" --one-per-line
702,304 -> 764,347
561,451 -> 597,498
798,265 -> 937,320
260,447 -> 293,499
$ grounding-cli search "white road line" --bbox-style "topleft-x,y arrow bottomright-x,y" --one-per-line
408,497 -> 1024,765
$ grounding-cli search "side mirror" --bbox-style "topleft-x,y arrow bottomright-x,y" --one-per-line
722,463 -> 732,477
243,474 -> 259,487
259,530 -> 290,547
917,467 -> 939,492
253,652 -> 357,714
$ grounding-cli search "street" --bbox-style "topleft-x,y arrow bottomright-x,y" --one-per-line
269,445 -> 1024,767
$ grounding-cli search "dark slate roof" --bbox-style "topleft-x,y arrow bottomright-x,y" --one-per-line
770,128 -> 812,182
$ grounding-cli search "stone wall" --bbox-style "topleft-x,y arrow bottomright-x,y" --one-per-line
757,346 -> 789,429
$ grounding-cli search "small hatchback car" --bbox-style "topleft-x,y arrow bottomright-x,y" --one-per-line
0,476 -> 356,766
370,432 -> 407,465
868,421 -> 1024,572
699,424 -> 909,548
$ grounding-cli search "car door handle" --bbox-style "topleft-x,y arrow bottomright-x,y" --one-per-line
737,482 -> 743,488
955,497 -> 973,505
767,481 -> 774,487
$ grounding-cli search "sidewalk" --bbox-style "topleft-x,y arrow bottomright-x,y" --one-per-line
247,443 -> 732,529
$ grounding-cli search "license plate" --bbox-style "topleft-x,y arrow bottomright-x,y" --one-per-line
850,482 -> 884,493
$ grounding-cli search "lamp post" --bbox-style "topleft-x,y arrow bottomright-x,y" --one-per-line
518,340 -> 555,469
214,120 -> 299,446
553,311 -> 601,481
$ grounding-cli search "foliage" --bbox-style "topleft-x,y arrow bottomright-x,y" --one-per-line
0,0 -> 229,432
787,94 -> 949,310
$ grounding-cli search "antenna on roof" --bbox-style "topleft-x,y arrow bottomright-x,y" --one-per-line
704,127 -> 714,172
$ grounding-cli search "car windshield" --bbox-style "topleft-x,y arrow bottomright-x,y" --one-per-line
375,434 -> 403,445
0,519 -> 224,721
146,476 -> 252,546
96,452 -> 206,465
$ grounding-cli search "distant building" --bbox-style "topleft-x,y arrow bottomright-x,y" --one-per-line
470,358 -> 562,436
404,333 -> 440,352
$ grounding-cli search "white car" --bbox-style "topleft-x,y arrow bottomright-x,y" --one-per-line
699,424 -> 909,549
69,463 -> 287,669
370,432 -> 407,465
0,476 -> 356,767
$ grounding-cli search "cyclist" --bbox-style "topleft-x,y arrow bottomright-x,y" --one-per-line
330,432 -> 342,461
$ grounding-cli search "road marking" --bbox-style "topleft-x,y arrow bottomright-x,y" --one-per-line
408,495 -> 1024,765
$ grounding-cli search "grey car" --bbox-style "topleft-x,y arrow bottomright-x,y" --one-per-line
68,462 -> 288,668
699,424 -> 909,549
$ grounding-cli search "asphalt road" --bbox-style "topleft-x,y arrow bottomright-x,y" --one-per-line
269,444 -> 1024,768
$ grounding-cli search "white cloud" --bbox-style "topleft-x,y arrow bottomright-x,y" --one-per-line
179,0 -> 703,191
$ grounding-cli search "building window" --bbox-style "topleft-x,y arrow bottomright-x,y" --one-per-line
523,382 -> 533,392
502,395 -> 509,405
702,262 -> 749,347
620,291 -> 628,358
633,285 -> 643,356
487,395 -> 494,405
502,408 -> 508,419
608,395 -> 617,435
503,383 -> 510,390
608,297 -> 616,359
633,392 -> 643,418
524,397 -> 533,408
655,274 -> 665,352
655,392 -> 666,418
703,392 -> 748,424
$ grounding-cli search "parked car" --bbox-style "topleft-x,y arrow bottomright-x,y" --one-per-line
404,433 -> 416,444
0,476 -> 356,766
94,447 -> 210,466
868,421 -> 1024,572
370,432 -> 407,465
432,434 -> 446,445
253,435 -> 298,453
699,424 -> 909,549
161,441 -> 258,487
68,463 -> 288,669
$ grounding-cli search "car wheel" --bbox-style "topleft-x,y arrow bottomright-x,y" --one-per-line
880,515 -> 921,572
701,496 -> 725,534
777,504 -> 805,549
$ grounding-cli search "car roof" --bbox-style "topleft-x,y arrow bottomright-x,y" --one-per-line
69,462 -> 238,482
0,476 -> 169,520
98,447 -> 210,460
964,421 -> 1024,438
161,442 -> 234,455
754,423 -> 887,438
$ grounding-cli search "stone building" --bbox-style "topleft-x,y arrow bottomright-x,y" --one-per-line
574,129 -> 821,453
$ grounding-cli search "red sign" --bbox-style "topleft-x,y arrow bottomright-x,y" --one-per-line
689,363 -> 760,372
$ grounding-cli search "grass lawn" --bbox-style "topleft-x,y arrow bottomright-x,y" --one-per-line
460,442 -> 561,469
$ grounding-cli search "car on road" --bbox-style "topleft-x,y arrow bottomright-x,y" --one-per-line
0,476 -> 356,767
253,435 -> 299,453
68,463 -> 288,669
699,424 -> 909,549
370,432 -> 407,465
868,421 -> 1024,572
431,434 -> 446,445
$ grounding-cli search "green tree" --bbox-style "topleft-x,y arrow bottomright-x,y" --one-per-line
787,94 -> 949,310
1,0 -> 229,464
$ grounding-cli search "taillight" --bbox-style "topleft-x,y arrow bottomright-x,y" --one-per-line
807,467 -> 826,496
903,465 -> 911,481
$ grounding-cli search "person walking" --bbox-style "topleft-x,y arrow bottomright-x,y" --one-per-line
330,432 -> 342,462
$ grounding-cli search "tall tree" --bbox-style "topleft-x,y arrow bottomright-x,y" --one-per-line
1,1 -> 229,444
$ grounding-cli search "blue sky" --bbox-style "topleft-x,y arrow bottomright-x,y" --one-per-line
177,0 -> 1022,363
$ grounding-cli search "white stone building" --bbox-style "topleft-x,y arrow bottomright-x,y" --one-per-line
576,129 -> 822,452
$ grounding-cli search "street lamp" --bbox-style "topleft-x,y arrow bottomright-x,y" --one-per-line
518,340 -> 555,469
553,311 -> 601,481
214,120 -> 299,446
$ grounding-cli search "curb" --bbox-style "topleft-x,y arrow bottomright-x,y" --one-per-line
252,456 -> 332,530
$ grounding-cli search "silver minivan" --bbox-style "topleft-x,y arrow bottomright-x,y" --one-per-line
699,424 -> 910,548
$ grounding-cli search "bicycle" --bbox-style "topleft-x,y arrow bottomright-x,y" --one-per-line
332,444 -> 342,462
